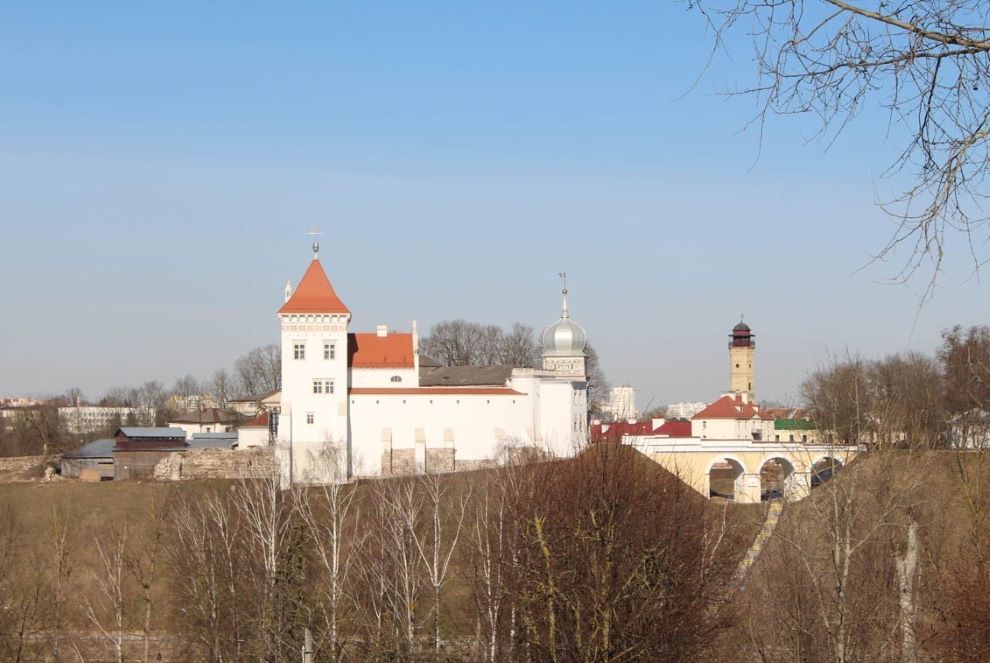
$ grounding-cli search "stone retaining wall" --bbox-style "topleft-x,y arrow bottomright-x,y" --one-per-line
0,455 -> 48,473
153,448 -> 276,481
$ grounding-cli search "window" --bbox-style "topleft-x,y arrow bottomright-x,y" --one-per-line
313,379 -> 335,395
324,343 -> 336,360
306,413 -> 314,425
390,375 -> 402,383
294,343 -> 306,360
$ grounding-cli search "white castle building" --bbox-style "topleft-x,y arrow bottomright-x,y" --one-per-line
273,242 -> 590,485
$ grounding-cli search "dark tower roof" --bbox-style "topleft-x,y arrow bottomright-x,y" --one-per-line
729,320 -> 755,348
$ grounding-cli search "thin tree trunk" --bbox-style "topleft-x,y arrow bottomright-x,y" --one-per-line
896,519 -> 919,663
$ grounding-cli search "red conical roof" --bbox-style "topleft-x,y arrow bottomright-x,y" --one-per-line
279,259 -> 350,314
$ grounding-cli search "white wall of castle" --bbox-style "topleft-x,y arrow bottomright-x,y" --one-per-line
349,366 -> 419,388
277,313 -> 352,461
277,365 -> 587,482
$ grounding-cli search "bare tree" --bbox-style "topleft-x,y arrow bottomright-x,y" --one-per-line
209,369 -> 236,409
374,477 -> 426,657
84,526 -> 129,663
421,320 -> 489,367
232,473 -> 301,661
171,375 -> 201,400
468,472 -> 512,662
414,472 -> 471,658
697,0 -> 990,294
167,489 -> 247,661
499,445 -> 738,661
940,324 -> 990,414
47,496 -> 75,661
126,495 -> 168,663
234,344 -> 281,397
0,506 -> 46,662
296,480 -> 359,661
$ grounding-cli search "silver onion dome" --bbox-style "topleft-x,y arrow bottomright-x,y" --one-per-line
541,287 -> 588,357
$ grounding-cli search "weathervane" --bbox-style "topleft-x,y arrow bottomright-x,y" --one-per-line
307,226 -> 324,259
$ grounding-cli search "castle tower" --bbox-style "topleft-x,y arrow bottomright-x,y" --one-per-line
540,280 -> 588,378
277,238 -> 351,484
728,320 -> 755,402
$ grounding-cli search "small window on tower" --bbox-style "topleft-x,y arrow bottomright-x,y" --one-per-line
391,375 -> 402,383
306,413 -> 314,425
735,363 -> 740,369
324,343 -> 336,360
294,343 -> 306,360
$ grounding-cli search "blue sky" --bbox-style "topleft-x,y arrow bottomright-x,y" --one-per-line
0,2 -> 985,408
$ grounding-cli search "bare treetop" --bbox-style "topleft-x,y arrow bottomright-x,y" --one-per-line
696,0 -> 990,297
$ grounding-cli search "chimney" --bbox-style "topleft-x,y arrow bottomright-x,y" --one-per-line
376,324 -> 388,337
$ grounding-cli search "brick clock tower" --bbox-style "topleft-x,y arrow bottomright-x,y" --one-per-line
729,320 -> 755,403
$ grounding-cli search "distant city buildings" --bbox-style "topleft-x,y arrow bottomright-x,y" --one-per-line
0,397 -> 46,408
60,406 -> 155,434
602,386 -> 638,421
1,403 -> 156,435
665,401 -> 707,419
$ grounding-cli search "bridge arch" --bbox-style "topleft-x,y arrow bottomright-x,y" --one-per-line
810,456 -> 843,488
706,456 -> 747,501
758,456 -> 795,500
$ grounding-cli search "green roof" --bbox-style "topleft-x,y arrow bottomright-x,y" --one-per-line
774,418 -> 816,430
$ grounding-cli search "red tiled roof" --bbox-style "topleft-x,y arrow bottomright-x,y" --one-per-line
654,420 -> 692,437
591,420 -> 656,444
349,388 -> 525,396
590,418 -> 695,443
241,412 -> 270,428
349,333 -> 415,368
279,260 -> 350,314
692,395 -> 774,421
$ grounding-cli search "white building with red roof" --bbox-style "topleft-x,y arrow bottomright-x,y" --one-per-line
691,394 -> 776,441
272,240 -> 589,485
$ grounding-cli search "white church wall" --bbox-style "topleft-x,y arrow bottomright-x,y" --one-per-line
348,391 -> 538,476
536,381 -> 585,456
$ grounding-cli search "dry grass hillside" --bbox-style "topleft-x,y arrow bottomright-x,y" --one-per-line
0,447 -> 769,662
722,450 -> 990,662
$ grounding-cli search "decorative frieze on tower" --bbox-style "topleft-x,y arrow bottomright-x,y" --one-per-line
729,320 -> 755,403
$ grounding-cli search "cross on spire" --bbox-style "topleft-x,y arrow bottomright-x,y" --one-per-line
307,226 -> 324,259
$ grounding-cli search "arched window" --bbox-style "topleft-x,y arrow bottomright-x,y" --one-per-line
390,375 -> 402,383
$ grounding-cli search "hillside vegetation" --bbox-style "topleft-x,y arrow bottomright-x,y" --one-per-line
0,446 -> 762,662
725,450 -> 990,662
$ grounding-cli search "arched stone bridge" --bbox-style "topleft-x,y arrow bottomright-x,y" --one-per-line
629,437 -> 859,503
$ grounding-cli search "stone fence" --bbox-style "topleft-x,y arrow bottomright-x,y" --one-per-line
0,454 -> 49,473
153,448 -> 277,481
